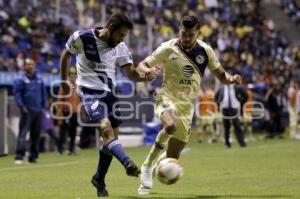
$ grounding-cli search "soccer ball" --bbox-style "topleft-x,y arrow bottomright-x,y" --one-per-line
155,158 -> 183,185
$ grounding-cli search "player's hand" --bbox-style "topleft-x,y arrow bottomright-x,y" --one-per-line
61,81 -> 72,94
146,67 -> 160,81
231,74 -> 242,84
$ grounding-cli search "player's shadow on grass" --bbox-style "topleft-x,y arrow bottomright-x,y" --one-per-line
122,193 -> 291,199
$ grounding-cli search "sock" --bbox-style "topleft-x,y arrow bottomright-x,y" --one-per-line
95,145 -> 113,181
143,129 -> 170,167
153,151 -> 167,170
105,139 -> 130,166
157,151 -> 167,163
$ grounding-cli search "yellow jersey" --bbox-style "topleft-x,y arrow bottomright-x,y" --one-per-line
145,38 -> 221,141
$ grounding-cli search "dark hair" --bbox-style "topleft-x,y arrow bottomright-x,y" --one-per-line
105,12 -> 133,31
180,15 -> 200,29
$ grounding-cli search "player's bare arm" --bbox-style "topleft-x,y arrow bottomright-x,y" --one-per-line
136,61 -> 161,81
122,63 -> 159,82
60,49 -> 73,94
212,66 -> 242,85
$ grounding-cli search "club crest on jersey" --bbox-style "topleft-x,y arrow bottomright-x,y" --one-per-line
182,65 -> 194,77
196,55 -> 205,64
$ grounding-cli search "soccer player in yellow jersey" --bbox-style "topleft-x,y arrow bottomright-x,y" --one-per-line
136,16 -> 242,195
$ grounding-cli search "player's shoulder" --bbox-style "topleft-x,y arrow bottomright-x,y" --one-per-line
116,41 -> 128,49
161,39 -> 178,48
115,42 -> 131,54
197,39 -> 213,50
76,29 -> 95,38
67,29 -> 93,43
154,39 -> 177,54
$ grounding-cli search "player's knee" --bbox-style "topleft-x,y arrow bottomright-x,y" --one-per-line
99,120 -> 114,140
165,121 -> 178,135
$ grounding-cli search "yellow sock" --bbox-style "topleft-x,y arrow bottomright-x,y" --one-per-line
143,129 -> 170,167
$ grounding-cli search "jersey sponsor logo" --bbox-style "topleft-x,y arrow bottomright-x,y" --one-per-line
196,55 -> 205,64
86,44 -> 97,55
179,79 -> 192,85
91,100 -> 99,110
182,65 -> 194,77
86,50 -> 97,55
95,63 -> 106,70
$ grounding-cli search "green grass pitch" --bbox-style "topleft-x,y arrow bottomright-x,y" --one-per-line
0,138 -> 299,199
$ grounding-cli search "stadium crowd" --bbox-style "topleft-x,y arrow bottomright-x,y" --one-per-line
281,0 -> 300,25
1,0 -> 300,150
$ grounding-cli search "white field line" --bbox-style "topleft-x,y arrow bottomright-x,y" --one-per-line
0,160 -> 82,172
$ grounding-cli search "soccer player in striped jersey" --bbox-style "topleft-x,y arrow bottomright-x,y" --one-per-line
60,13 -> 159,197
136,15 -> 242,195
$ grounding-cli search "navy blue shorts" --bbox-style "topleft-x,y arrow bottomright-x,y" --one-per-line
80,87 -> 122,128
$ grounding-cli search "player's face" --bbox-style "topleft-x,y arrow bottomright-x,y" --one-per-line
108,26 -> 129,48
24,59 -> 35,75
179,26 -> 199,49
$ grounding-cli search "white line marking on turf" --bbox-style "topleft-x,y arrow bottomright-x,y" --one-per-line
255,143 -> 295,149
0,160 -> 81,172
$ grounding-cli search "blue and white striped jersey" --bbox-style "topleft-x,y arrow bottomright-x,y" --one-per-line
65,29 -> 133,92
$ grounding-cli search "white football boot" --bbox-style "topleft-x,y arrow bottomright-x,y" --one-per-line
140,165 -> 154,189
138,184 -> 150,195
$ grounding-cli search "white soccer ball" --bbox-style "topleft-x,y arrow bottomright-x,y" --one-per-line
155,158 -> 183,185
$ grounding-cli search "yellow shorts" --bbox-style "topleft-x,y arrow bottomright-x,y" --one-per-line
155,98 -> 192,143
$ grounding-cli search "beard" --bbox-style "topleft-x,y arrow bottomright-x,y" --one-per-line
107,35 -> 120,48
107,37 -> 116,48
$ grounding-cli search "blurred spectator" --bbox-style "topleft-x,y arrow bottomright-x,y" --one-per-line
281,0 -> 300,25
242,86 -> 256,142
264,80 -> 286,139
56,67 -> 80,155
40,98 -> 63,153
287,80 -> 300,139
216,84 -> 248,148
196,88 -> 221,143
13,58 -> 47,164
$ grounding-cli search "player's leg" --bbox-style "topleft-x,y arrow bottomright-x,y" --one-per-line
91,121 -> 112,197
143,109 -> 178,168
166,137 -> 186,159
93,126 -> 119,183
15,111 -> 30,164
289,107 -> 297,139
92,119 -> 139,197
68,113 -> 78,154
28,111 -> 42,163
232,118 -> 246,147
139,109 -> 178,192
223,118 -> 231,148
96,118 -> 140,174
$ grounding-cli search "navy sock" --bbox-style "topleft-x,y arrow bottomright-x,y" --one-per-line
95,145 -> 113,181
105,139 -> 130,166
